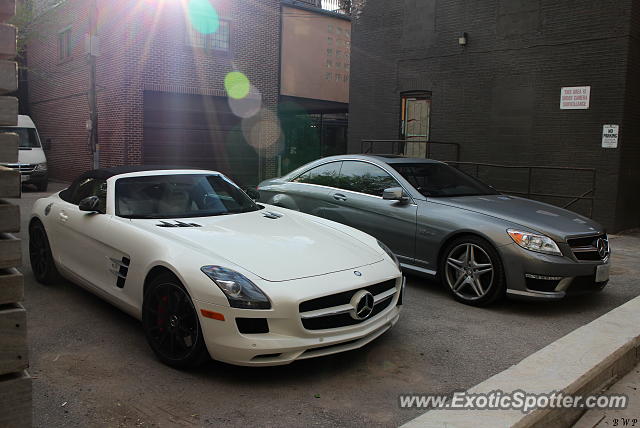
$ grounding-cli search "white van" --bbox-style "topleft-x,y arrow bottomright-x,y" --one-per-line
0,115 -> 48,191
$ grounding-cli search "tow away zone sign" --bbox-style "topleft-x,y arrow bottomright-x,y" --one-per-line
560,86 -> 590,110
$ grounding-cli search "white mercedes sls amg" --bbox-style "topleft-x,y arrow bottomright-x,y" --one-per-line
29,167 -> 403,367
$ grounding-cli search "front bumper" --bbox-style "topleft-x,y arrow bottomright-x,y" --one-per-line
192,267 -> 404,366
499,243 -> 610,300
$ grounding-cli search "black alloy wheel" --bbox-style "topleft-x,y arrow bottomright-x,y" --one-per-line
142,273 -> 209,368
29,220 -> 60,285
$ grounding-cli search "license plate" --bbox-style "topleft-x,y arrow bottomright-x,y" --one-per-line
596,264 -> 610,282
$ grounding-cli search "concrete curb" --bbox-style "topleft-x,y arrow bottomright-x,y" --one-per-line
401,295 -> 640,428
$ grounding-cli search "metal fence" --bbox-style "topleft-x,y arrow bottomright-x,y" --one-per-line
446,161 -> 597,217
359,139 -> 597,217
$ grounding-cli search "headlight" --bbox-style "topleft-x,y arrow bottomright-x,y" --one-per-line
377,240 -> 400,269
200,266 -> 271,309
507,229 -> 562,256
34,162 -> 47,171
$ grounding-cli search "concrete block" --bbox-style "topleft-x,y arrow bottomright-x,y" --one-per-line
0,60 -> 16,94
0,303 -> 27,376
0,132 -> 18,162
0,166 -> 20,198
0,1 -> 16,23
0,200 -> 19,232
0,370 -> 32,428
0,233 -> 20,269
0,96 -> 17,125
0,24 -> 16,59
0,268 -> 22,305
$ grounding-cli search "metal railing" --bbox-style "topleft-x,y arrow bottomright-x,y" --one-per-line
445,161 -> 597,217
360,139 -> 461,162
292,0 -> 350,14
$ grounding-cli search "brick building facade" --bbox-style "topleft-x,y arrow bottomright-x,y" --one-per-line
28,0 -> 281,185
348,0 -> 640,232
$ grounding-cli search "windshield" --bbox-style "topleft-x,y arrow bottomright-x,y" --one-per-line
0,127 -> 41,149
115,174 -> 262,219
391,163 -> 499,197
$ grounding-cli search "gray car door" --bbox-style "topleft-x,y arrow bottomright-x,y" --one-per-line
323,160 -> 417,265
282,161 -> 343,215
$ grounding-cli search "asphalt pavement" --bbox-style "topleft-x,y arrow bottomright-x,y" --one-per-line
10,182 -> 640,427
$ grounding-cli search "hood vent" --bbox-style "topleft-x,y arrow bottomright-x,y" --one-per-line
156,220 -> 202,228
262,211 -> 283,219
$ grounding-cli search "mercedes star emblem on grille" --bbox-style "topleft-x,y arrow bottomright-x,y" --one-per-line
596,238 -> 608,258
350,290 -> 375,320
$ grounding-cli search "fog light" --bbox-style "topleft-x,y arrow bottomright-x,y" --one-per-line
525,274 -> 563,281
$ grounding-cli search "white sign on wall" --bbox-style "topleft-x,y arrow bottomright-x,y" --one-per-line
602,125 -> 619,148
560,86 -> 591,110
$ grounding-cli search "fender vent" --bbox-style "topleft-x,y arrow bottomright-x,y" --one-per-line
156,220 -> 202,227
262,211 -> 283,219
109,257 -> 131,288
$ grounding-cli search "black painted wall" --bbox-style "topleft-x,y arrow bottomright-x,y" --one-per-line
348,0 -> 639,232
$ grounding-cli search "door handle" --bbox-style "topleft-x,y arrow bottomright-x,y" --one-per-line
333,193 -> 347,202
59,212 -> 69,222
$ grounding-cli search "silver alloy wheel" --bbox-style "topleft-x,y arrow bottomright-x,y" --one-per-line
444,243 -> 495,301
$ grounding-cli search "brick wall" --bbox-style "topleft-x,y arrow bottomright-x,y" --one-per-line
28,0 -> 281,182
348,0 -> 637,231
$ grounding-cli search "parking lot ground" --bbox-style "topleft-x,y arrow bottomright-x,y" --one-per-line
10,183 -> 640,427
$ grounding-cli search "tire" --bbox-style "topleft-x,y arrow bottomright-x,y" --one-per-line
29,220 -> 61,285
439,235 -> 506,307
142,273 -> 209,369
36,180 -> 48,192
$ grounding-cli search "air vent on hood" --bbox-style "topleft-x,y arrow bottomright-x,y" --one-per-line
156,220 -> 202,228
262,211 -> 283,219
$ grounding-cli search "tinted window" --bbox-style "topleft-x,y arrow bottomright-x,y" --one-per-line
115,174 -> 261,219
0,128 -> 41,148
70,178 -> 107,212
293,162 -> 342,187
392,163 -> 498,197
337,161 -> 399,197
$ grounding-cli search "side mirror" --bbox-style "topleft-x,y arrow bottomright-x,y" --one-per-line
43,138 -> 52,151
79,196 -> 102,213
245,187 -> 260,201
382,187 -> 409,203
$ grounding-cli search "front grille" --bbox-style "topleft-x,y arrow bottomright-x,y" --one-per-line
299,280 -> 395,312
567,234 -> 609,261
299,279 -> 397,331
3,163 -> 35,173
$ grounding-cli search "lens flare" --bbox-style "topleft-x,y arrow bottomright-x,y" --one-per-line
241,108 -> 282,151
228,85 -> 262,118
225,72 -> 251,99
188,0 -> 219,35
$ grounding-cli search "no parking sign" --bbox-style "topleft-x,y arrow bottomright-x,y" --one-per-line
602,125 -> 619,148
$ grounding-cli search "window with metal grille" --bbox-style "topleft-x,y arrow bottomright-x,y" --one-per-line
186,20 -> 230,51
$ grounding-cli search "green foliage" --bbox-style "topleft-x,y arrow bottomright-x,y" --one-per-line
297,173 -> 396,197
